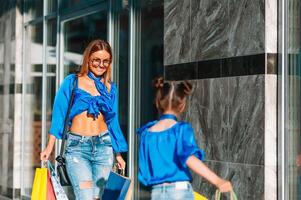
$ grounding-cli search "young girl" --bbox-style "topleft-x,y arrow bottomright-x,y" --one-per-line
137,77 -> 233,200
40,39 -> 128,200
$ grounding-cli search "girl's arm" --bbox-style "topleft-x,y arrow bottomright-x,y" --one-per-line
186,155 -> 232,192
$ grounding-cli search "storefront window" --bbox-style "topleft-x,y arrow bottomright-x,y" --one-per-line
46,18 -> 57,162
283,0 -> 301,199
47,0 -> 57,14
24,0 -> 43,21
136,1 -> 164,199
0,2 -> 16,197
288,7 -> 301,200
63,11 -> 107,75
23,22 -> 43,197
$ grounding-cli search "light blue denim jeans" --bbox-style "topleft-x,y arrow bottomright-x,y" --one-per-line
151,181 -> 194,200
65,131 -> 114,200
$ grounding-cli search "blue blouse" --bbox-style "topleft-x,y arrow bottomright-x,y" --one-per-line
49,73 -> 128,153
137,121 -> 205,186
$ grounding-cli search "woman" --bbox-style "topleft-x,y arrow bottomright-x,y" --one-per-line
40,39 -> 128,200
137,77 -> 232,200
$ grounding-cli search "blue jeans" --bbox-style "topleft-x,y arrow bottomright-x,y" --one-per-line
151,181 -> 194,200
65,131 -> 114,200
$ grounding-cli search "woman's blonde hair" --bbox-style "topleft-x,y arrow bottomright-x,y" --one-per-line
78,39 -> 113,90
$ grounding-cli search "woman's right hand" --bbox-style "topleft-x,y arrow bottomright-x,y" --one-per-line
40,147 -> 52,161
216,179 -> 232,193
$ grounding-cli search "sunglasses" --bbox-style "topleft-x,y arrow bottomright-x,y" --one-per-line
91,58 -> 111,68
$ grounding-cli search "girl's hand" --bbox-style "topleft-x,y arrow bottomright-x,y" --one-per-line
40,147 -> 52,161
216,179 -> 232,193
116,153 -> 126,169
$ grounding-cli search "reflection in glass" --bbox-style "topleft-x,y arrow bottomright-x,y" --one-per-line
46,76 -> 56,162
23,23 -> 43,197
47,0 -> 57,14
116,3 -> 130,190
63,11 -> 107,75
0,6 -> 15,196
24,0 -> 43,20
61,0 -> 100,9
46,18 -> 57,163
136,1 -> 164,199
287,0 -> 301,199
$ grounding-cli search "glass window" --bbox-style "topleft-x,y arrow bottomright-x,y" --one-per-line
114,1 -> 130,182
0,6 -> 15,198
135,1 -> 164,199
61,0 -> 102,9
47,0 -> 57,14
63,11 -> 107,75
24,0 -> 43,20
23,23 -> 43,197
46,18 -> 57,162
285,0 -> 301,199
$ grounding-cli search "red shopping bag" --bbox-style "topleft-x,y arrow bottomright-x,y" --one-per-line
47,169 -> 56,200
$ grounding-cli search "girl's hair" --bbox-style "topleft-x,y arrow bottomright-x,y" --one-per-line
153,77 -> 193,114
78,39 -> 113,89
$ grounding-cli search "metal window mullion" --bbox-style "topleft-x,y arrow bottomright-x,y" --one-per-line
278,0 -> 289,199
55,0 -> 62,168
108,0 -> 121,84
41,0 -> 48,158
129,0 -> 141,199
20,13 -> 26,197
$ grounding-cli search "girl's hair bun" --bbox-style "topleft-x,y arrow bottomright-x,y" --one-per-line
153,76 -> 165,89
182,81 -> 193,95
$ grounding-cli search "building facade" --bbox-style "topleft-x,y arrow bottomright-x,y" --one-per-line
0,0 -> 299,199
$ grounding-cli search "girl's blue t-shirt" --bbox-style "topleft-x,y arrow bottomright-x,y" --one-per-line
137,121 -> 205,186
49,73 -> 128,153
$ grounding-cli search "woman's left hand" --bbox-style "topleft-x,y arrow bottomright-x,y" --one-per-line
116,153 -> 126,169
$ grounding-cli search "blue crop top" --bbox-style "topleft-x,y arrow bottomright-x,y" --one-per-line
137,117 -> 205,186
49,72 -> 128,153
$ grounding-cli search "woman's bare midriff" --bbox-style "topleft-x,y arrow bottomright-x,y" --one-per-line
70,111 -> 108,136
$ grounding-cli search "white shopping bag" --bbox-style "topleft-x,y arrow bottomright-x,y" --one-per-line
48,161 -> 69,200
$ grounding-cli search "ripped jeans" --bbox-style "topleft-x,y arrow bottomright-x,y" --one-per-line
65,131 -> 114,200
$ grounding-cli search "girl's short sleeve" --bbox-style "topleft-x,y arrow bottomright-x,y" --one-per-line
176,123 -> 205,167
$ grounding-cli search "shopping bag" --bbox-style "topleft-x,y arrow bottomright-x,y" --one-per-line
47,169 -> 57,200
193,191 -> 208,200
31,167 -> 47,200
48,161 -> 69,200
215,190 -> 238,200
102,170 -> 133,200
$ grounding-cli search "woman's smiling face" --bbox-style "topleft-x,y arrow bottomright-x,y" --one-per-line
88,50 -> 111,77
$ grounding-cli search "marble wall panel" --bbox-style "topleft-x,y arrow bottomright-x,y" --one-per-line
181,75 -> 264,165
164,0 -> 191,65
191,161 -> 264,200
164,0 -> 265,64
228,0 -> 265,57
228,75 -> 264,165
182,77 -> 229,161
190,0 -> 229,61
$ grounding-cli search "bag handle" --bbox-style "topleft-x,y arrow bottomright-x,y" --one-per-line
59,76 -> 78,158
113,164 -> 125,176
215,190 -> 238,200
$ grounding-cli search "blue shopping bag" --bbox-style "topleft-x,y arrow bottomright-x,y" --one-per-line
102,170 -> 133,200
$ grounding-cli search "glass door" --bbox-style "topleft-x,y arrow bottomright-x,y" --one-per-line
61,11 -> 108,76
279,0 -> 301,199
59,7 -> 108,199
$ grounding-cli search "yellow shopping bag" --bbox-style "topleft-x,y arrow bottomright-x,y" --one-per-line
193,191 -> 208,200
31,167 -> 47,200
